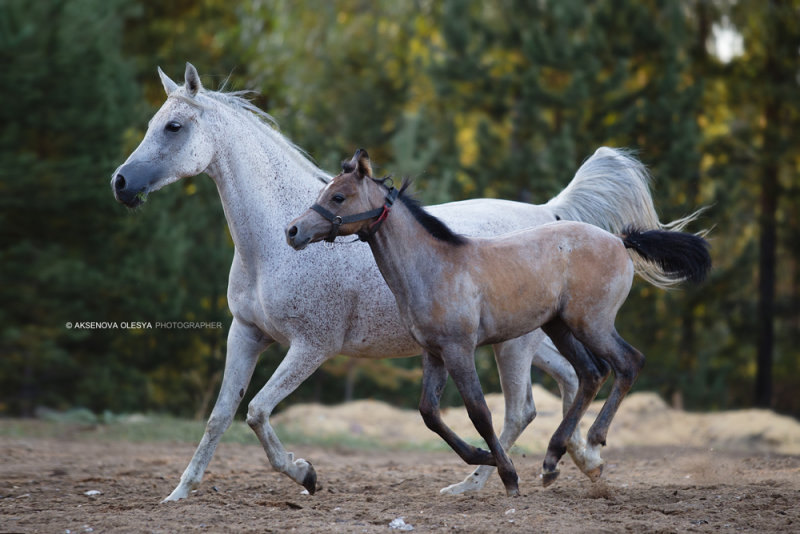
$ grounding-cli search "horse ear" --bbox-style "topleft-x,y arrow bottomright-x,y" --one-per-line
354,148 -> 373,178
158,66 -> 178,96
184,62 -> 203,98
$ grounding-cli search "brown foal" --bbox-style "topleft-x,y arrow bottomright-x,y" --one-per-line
286,149 -> 710,496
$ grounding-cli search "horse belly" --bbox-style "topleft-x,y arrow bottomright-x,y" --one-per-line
473,248 -> 564,346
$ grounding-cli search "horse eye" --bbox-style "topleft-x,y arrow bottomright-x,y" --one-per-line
332,194 -> 345,203
165,121 -> 182,132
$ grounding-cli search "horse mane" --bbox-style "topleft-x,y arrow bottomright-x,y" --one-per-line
170,85 -> 326,180
392,178 -> 467,246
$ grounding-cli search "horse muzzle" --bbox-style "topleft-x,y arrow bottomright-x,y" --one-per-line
286,224 -> 312,250
111,161 -> 160,208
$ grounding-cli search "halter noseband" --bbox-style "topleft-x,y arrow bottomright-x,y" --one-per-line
310,185 -> 400,243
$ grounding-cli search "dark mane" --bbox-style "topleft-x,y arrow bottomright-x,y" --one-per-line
395,179 -> 467,246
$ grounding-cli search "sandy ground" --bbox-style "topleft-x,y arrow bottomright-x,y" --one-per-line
2,390 -> 799,533
1,439 -> 799,533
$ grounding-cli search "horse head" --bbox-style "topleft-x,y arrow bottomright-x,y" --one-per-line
111,63 -> 215,207
286,149 -> 391,249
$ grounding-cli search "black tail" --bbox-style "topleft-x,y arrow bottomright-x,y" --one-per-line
621,227 -> 711,285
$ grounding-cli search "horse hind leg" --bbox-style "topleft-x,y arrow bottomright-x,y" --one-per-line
536,334 -> 609,480
582,330 -> 644,457
440,334 -> 539,496
419,352 -> 497,467
540,318 -> 609,487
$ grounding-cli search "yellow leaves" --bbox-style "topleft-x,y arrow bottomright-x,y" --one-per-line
456,171 -> 475,195
485,48 -> 524,78
409,37 -> 430,66
697,112 -> 731,138
700,153 -> 715,173
603,112 -> 619,127
377,18 -> 399,38
624,66 -> 650,92
455,114 -> 479,168
540,65 -> 571,93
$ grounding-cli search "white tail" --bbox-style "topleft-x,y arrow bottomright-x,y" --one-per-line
545,147 -> 708,289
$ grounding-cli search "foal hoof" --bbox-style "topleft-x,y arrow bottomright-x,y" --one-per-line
541,469 -> 560,488
301,462 -> 318,495
586,463 -> 604,483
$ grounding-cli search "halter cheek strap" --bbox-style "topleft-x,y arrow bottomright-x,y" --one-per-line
363,186 -> 399,240
310,186 -> 399,243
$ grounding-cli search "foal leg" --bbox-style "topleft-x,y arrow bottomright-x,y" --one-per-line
541,319 -> 609,487
581,330 -> 644,462
440,334 -> 538,495
536,335 -> 604,478
419,352 -> 496,467
164,318 -> 268,502
246,342 -> 334,494
442,345 -> 520,497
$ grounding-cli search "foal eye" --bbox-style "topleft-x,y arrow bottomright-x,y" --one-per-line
165,121 -> 182,132
332,194 -> 345,203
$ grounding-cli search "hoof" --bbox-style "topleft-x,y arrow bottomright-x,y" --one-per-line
505,487 -> 520,497
541,469 -> 560,488
162,484 -> 192,503
586,463 -> 604,482
439,469 -> 491,495
302,462 -> 318,495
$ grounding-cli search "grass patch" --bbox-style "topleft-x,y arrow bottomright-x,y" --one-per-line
0,415 -> 456,452
0,411 -> 535,454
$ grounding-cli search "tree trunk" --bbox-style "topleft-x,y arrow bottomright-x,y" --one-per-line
756,142 -> 778,408
755,2 -> 783,407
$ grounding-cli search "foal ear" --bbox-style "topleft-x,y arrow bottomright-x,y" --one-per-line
353,148 -> 373,178
158,66 -> 178,96
184,62 -> 203,98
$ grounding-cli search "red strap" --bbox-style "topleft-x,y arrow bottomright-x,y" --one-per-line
369,204 -> 391,230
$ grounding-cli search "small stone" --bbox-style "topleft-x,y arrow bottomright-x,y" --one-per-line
389,517 -> 413,531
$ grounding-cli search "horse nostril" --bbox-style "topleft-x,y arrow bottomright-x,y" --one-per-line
115,174 -> 127,191
288,226 -> 298,238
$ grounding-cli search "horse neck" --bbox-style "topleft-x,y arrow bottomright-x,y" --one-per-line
204,106 -> 324,264
366,198 -> 459,311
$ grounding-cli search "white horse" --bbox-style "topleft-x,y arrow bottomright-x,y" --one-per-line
111,63 -> 701,501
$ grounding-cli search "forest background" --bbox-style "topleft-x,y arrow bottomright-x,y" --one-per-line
2,0 -> 798,420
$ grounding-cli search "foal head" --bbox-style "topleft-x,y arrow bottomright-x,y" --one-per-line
286,149 -> 392,249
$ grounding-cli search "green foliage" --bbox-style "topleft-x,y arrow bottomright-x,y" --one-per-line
2,0 -> 799,419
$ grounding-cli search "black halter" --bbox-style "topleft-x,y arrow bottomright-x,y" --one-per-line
310,186 -> 400,243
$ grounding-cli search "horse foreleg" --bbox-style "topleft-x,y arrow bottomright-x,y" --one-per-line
440,334 -> 538,495
418,352 -> 497,467
246,342 -> 331,495
163,319 -> 267,502
442,346 -> 520,497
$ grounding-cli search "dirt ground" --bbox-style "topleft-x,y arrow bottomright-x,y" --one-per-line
2,434 -> 799,533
